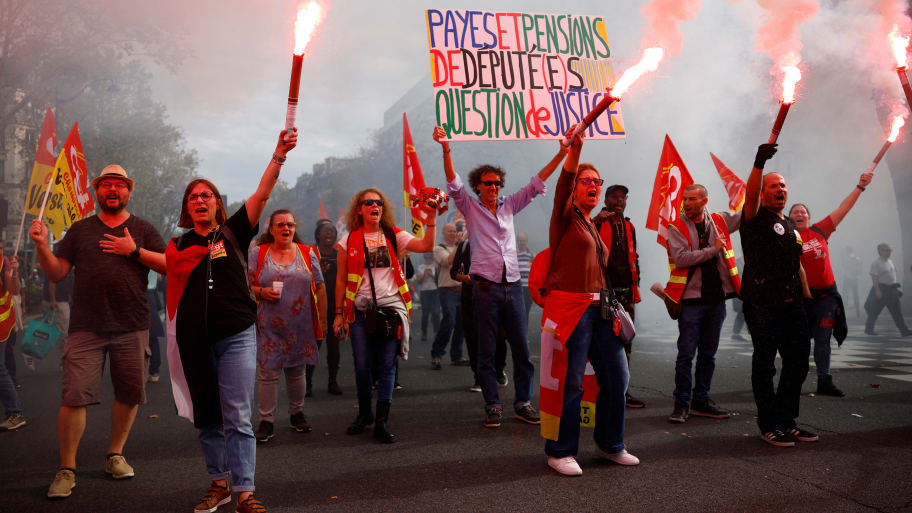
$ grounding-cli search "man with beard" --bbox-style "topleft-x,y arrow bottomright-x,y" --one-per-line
740,145 -> 816,448
30,165 -> 165,499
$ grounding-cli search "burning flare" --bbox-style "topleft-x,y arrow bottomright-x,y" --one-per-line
780,66 -> 802,104
889,24 -> 910,69
612,47 -> 665,99
888,113 -> 905,142
294,2 -> 323,55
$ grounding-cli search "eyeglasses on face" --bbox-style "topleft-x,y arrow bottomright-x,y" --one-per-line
188,192 -> 215,203
99,180 -> 128,190
481,180 -> 504,187
578,177 -> 604,186
273,222 -> 296,229
362,199 -> 384,207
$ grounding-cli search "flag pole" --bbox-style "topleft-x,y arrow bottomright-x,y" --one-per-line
36,165 -> 59,223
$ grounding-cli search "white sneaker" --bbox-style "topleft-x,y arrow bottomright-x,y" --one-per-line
547,456 -> 583,476
601,448 -> 640,466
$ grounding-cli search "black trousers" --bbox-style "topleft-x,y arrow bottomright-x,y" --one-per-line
462,285 -> 505,380
864,285 -> 911,335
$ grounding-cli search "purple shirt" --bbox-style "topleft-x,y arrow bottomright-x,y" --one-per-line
447,173 -> 546,283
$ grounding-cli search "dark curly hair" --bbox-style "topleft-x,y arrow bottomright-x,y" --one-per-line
467,165 -> 506,196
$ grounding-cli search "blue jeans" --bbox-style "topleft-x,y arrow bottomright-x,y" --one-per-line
472,279 -> 534,410
545,306 -> 629,458
674,302 -> 727,405
197,325 -> 257,492
810,295 -> 838,377
419,289 -> 441,338
350,310 -> 398,402
0,339 -> 22,416
431,288 -> 463,360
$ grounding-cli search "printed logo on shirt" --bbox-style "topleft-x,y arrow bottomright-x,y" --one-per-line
209,240 -> 227,259
773,223 -> 785,236
802,237 -> 825,259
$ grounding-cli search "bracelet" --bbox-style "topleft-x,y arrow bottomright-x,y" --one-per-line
272,153 -> 286,165
856,184 -> 865,191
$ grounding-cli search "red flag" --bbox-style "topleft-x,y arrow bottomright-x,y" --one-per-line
335,207 -> 348,242
403,113 -> 431,238
318,198 -> 329,220
710,152 -> 746,212
645,135 -> 693,248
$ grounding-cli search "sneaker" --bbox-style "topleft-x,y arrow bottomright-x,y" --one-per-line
668,403 -> 689,423
515,404 -> 541,425
105,454 -> 135,479
497,370 -> 508,387
625,393 -> 645,408
327,381 -> 343,395
600,448 -> 640,466
547,456 -> 583,476
47,469 -> 75,499
430,358 -> 442,370
235,494 -> 267,513
254,421 -> 274,443
468,382 -> 482,393
484,407 -> 503,428
148,373 -> 160,383
690,399 -> 730,419
760,429 -> 796,447
394,382 -> 404,391
0,413 -> 26,431
194,481 -> 231,512
785,427 -> 819,442
290,413 -> 312,433
451,358 -> 470,366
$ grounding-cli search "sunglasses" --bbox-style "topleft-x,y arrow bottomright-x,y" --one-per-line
362,199 -> 384,207
273,222 -> 296,229
481,180 -> 504,187
188,192 -> 215,203
99,180 -> 128,190
578,177 -> 604,186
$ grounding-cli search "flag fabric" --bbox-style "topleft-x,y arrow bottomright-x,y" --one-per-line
402,113 -> 431,238
38,124 -> 94,239
24,109 -> 59,218
645,135 -> 694,248
710,152 -> 746,212
335,208 -> 348,243
318,198 -> 329,220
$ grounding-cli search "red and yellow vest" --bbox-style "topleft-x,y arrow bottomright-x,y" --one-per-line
597,219 -> 641,303
0,257 -> 16,343
254,243 -> 324,340
342,226 -> 412,323
664,213 -> 741,304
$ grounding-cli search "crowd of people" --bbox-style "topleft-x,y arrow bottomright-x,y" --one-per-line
0,122 -> 910,512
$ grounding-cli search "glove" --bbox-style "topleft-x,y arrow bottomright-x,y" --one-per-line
753,143 -> 778,170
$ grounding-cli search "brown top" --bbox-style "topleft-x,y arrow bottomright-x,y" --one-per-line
545,169 -> 608,294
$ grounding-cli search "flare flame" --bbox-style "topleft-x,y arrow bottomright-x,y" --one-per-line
889,24 -> 910,69
294,2 -> 323,55
780,66 -> 801,104
611,47 -> 665,99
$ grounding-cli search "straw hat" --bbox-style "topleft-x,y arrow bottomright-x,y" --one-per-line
91,164 -> 134,191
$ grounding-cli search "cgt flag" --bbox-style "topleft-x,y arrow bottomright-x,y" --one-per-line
645,135 -> 693,248
710,152 -> 745,212
36,124 -> 95,239
24,109 -> 59,218
402,113 -> 431,238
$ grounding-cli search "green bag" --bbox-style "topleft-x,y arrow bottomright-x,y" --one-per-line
21,310 -> 62,360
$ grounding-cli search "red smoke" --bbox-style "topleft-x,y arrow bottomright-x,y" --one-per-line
641,0 -> 702,57
754,0 -> 820,69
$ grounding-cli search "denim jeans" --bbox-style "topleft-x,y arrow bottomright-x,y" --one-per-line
350,310 -> 398,402
419,289 -> 441,338
462,286 -> 506,379
673,302 -> 727,405
472,279 -> 534,410
197,324 -> 257,492
545,306 -> 629,458
745,301 -> 810,433
810,295 -> 838,377
0,339 -> 22,416
432,288 -> 463,360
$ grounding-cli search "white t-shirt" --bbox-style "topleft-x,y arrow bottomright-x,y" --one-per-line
870,257 -> 897,286
416,263 -> 437,291
338,229 -> 415,299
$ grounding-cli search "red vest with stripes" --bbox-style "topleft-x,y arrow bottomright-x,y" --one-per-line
597,219 -> 641,303
254,242 -> 324,340
0,257 -> 15,342
342,226 -> 412,323
664,213 -> 741,303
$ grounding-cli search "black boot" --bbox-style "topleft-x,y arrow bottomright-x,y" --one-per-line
346,396 -> 374,435
817,375 -> 845,397
305,365 -> 315,398
373,400 -> 397,444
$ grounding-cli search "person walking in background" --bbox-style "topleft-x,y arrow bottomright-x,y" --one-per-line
516,232 -> 535,321
249,209 -> 326,443
312,219 -> 343,395
842,246 -> 863,319
0,251 -> 25,432
864,243 -> 911,337
731,257 -> 747,341
416,252 -> 441,342
430,223 -> 466,369
42,268 -> 73,362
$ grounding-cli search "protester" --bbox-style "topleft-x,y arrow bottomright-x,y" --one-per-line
146,270 -> 165,383
740,143 -> 816,448
0,251 -> 24,432
249,209 -> 326,443
789,170 -> 873,397
731,257 -> 747,341
30,164 -> 166,499
864,243 -> 911,337
333,187 -> 437,444
430,222 -> 466,369
312,219 -> 343,395
540,130 -> 638,476
516,232 -> 535,320
434,125 -> 566,428
416,252 -> 441,341
842,246 -> 863,319
664,184 -> 742,423
42,268 -> 73,358
593,184 -> 645,409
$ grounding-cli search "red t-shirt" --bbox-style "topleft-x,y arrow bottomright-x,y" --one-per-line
797,215 -> 836,290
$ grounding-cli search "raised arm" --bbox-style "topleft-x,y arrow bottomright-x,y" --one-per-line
433,126 -> 456,183
246,128 -> 298,227
828,172 -> 872,227
405,208 -> 438,253
3,256 -> 20,295
537,141 -> 570,182
28,219 -> 72,282
743,143 -> 778,223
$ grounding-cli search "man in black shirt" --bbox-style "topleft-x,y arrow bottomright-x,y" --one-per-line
741,144 -> 815,448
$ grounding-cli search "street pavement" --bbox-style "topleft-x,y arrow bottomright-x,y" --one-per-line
2,308 -> 911,512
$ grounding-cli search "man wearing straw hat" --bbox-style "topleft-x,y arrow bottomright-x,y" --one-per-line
29,164 -> 165,500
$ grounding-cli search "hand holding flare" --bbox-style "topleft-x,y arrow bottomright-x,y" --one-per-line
867,114 -> 906,173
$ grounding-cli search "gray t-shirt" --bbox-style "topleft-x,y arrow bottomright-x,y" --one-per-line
56,214 -> 166,334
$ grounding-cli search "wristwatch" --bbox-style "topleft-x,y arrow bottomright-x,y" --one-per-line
129,245 -> 141,260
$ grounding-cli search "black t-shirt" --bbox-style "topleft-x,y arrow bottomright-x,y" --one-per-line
605,220 -> 633,288
42,270 -> 74,302
56,214 -> 166,333
176,205 -> 257,343
740,207 -> 803,304
696,220 -> 724,305
316,246 -> 337,320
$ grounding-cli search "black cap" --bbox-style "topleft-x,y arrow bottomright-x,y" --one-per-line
604,184 -> 629,195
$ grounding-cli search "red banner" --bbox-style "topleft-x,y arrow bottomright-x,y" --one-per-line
403,113 -> 431,238
645,135 -> 693,248
318,198 -> 329,220
710,152 -> 745,212
60,124 -> 94,218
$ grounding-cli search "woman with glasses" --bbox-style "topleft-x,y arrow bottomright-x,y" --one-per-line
248,209 -> 326,443
333,188 -> 437,443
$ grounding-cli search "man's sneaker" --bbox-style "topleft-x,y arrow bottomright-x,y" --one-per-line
235,494 -> 268,513
625,393 -> 645,408
668,403 -> 689,423
451,358 -> 470,366
690,399 -> 730,419
430,358 -> 442,370
760,430 -> 796,447
194,481 -> 231,512
468,382 -> 482,393
497,370 -> 508,387
547,456 -> 583,476
254,421 -> 274,443
484,407 -> 503,428
600,448 -> 640,466
515,404 -> 541,425
290,413 -> 312,433
47,469 -> 75,499
0,413 -> 26,431
394,382 -> 404,391
785,427 -> 819,442
148,373 -> 160,383
105,454 -> 135,479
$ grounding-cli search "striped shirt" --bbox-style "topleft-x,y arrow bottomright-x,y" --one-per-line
517,250 -> 534,287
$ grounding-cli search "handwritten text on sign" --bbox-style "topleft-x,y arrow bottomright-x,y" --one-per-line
426,9 -> 626,141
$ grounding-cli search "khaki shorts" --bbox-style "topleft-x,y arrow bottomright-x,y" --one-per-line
61,330 -> 150,407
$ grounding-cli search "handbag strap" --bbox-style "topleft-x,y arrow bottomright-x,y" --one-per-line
363,233 -> 380,307
574,206 -> 617,303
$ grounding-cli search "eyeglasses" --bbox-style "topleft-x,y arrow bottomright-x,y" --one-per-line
99,180 -> 127,190
481,180 -> 504,187
362,199 -> 384,207
188,192 -> 215,203
273,222 -> 296,229
578,177 -> 604,186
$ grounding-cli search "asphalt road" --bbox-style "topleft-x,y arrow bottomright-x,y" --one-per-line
2,308 -> 911,513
